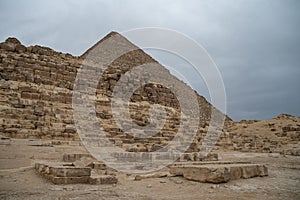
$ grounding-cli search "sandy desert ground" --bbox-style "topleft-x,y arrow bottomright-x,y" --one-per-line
0,137 -> 299,200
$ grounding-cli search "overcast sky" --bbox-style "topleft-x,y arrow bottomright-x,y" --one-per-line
1,0 -> 299,121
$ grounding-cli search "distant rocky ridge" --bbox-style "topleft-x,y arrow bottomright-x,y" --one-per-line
0,33 -> 299,155
224,114 -> 300,155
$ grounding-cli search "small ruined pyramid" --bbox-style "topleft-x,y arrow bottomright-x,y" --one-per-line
0,31 -> 231,154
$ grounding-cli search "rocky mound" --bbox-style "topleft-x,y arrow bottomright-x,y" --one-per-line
223,114 -> 300,155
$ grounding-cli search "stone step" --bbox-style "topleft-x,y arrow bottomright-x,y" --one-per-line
170,163 -> 268,183
177,153 -> 218,162
62,153 -> 93,162
35,162 -> 91,184
35,162 -> 91,176
172,161 -> 250,166
47,175 -> 90,184
49,166 -> 91,177
27,140 -> 53,147
87,161 -> 107,170
88,175 -> 118,184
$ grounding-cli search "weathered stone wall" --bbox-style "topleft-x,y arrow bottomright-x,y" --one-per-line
0,37 -> 79,140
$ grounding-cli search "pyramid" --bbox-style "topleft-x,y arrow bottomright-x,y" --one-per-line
80,31 -> 231,123
76,31 -> 232,154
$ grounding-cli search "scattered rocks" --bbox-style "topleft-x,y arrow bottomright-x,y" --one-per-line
134,171 -> 170,181
159,180 -> 167,183
175,180 -> 183,184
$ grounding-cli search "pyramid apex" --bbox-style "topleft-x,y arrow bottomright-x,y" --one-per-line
80,31 -> 135,58
81,31 -> 125,58
101,31 -> 121,40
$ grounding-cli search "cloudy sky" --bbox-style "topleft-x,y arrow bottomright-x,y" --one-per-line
1,0 -> 299,121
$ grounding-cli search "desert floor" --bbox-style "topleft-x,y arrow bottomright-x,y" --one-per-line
0,138 -> 299,200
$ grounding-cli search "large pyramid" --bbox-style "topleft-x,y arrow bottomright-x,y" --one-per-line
0,32 -> 231,154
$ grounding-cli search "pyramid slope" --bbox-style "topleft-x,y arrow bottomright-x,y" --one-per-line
80,31 -> 231,125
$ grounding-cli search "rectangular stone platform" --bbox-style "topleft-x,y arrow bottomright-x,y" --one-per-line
35,161 -> 117,185
35,162 -> 91,184
170,162 -> 268,183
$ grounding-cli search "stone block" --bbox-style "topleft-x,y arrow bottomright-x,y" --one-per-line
170,163 -> 268,183
88,175 -> 118,185
257,165 -> 268,176
241,165 -> 258,178
49,167 -> 91,177
229,165 -> 243,180
170,165 -> 230,183
87,161 -> 107,170
62,153 -> 93,162
47,175 -> 90,184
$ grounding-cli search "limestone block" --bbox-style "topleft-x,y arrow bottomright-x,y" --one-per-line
170,165 -> 230,183
229,165 -> 243,180
170,163 -> 268,183
62,153 -> 93,162
240,165 -> 258,178
47,175 -> 89,184
49,167 -> 91,177
87,161 -> 107,170
88,175 -> 118,184
257,164 -> 268,177
134,171 -> 170,180
73,157 -> 95,168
